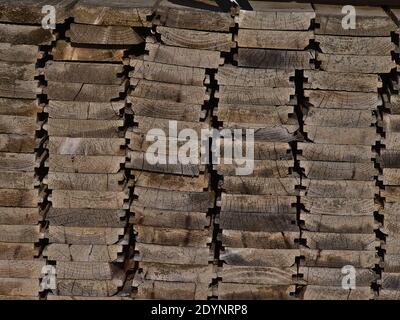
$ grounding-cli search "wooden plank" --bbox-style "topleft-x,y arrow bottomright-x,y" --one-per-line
48,137 -> 125,156
237,30 -> 312,50
51,40 -> 124,62
302,180 -> 377,199
236,2 -> 314,30
130,60 -> 207,86
129,97 -> 203,122
303,232 -> 379,251
220,194 -> 296,214
135,225 -> 211,247
145,40 -> 223,69
216,105 -> 295,125
45,172 -> 124,191
0,172 -> 36,189
215,159 -> 293,178
134,280 -> 209,300
46,207 -> 125,228
216,65 -> 294,87
44,61 -> 124,85
0,225 -> 40,243
131,207 -> 209,230
156,26 -> 234,52
0,189 -> 39,207
314,4 -> 397,36
377,289 -> 400,300
56,261 -> 113,280
299,267 -> 376,287
0,153 -> 36,171
0,43 -> 41,63
134,243 -> 210,265
302,197 -> 378,216
220,212 -> 297,232
45,81 -> 124,102
134,171 -> 208,192
127,151 -> 201,176
0,260 -> 45,279
44,244 -> 123,262
305,90 -> 381,110
221,177 -> 299,196
304,108 -> 374,128
0,61 -> 37,82
47,226 -> 124,245
155,5 -> 234,32
0,243 -> 36,261
218,122 -> 298,142
304,126 -> 379,146
66,23 -> 143,45
298,143 -> 374,163
304,70 -> 381,92
221,248 -> 298,268
72,0 -> 156,27
131,79 -> 208,104
218,266 -> 297,285
316,35 -> 394,55
380,273 -> 400,290
301,160 -> 377,181
0,98 -> 41,117
383,114 -> 400,133
217,87 -> 294,105
0,207 -> 40,225
133,187 -> 211,212
0,278 -> 39,297
48,155 -> 124,174
50,190 -> 126,210
55,279 -> 122,297
47,119 -> 124,138
136,263 -> 214,283
0,0 -> 76,24
220,141 -> 292,161
0,23 -> 55,45
237,48 -> 314,70
301,214 -> 376,234
133,116 -> 207,136
300,285 -> 373,300
318,53 -> 396,74
218,283 -> 295,300
300,249 -> 378,268
46,100 -> 124,120
381,169 -> 400,185
382,187 -> 400,201
0,80 -> 40,99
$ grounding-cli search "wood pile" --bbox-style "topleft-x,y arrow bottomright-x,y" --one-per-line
215,2 -> 313,300
298,5 -> 397,300
378,8 -> 400,300
129,0 -> 231,300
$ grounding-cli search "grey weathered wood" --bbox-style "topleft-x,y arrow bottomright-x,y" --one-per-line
51,40 -> 124,62
303,232 -> 379,251
0,225 -> 40,243
304,108 -> 374,128
157,26 -> 234,52
0,207 -> 40,225
46,100 -> 124,120
298,143 -> 375,162
0,43 -> 42,63
131,206 -> 209,230
0,134 -> 37,153
44,244 -> 123,262
48,137 -> 125,156
217,87 -> 295,105
0,243 -> 37,260
304,71 -> 381,92
55,279 -> 122,297
56,261 -> 113,280
0,98 -> 41,117
0,23 -> 55,45
0,80 -> 40,99
66,23 -> 143,45
0,260 -> 45,279
300,285 -> 373,300
218,283 -> 296,300
0,61 -> 37,82
238,48 -> 314,70
216,65 -> 294,87
302,197 -> 378,215
48,155 -> 124,174
0,189 -> 39,207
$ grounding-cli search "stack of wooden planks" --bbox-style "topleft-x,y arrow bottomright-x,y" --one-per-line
42,0 -> 150,299
129,0 -> 229,300
298,5 -> 397,300
0,0 -> 73,300
378,8 -> 400,300
215,2 -> 314,300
